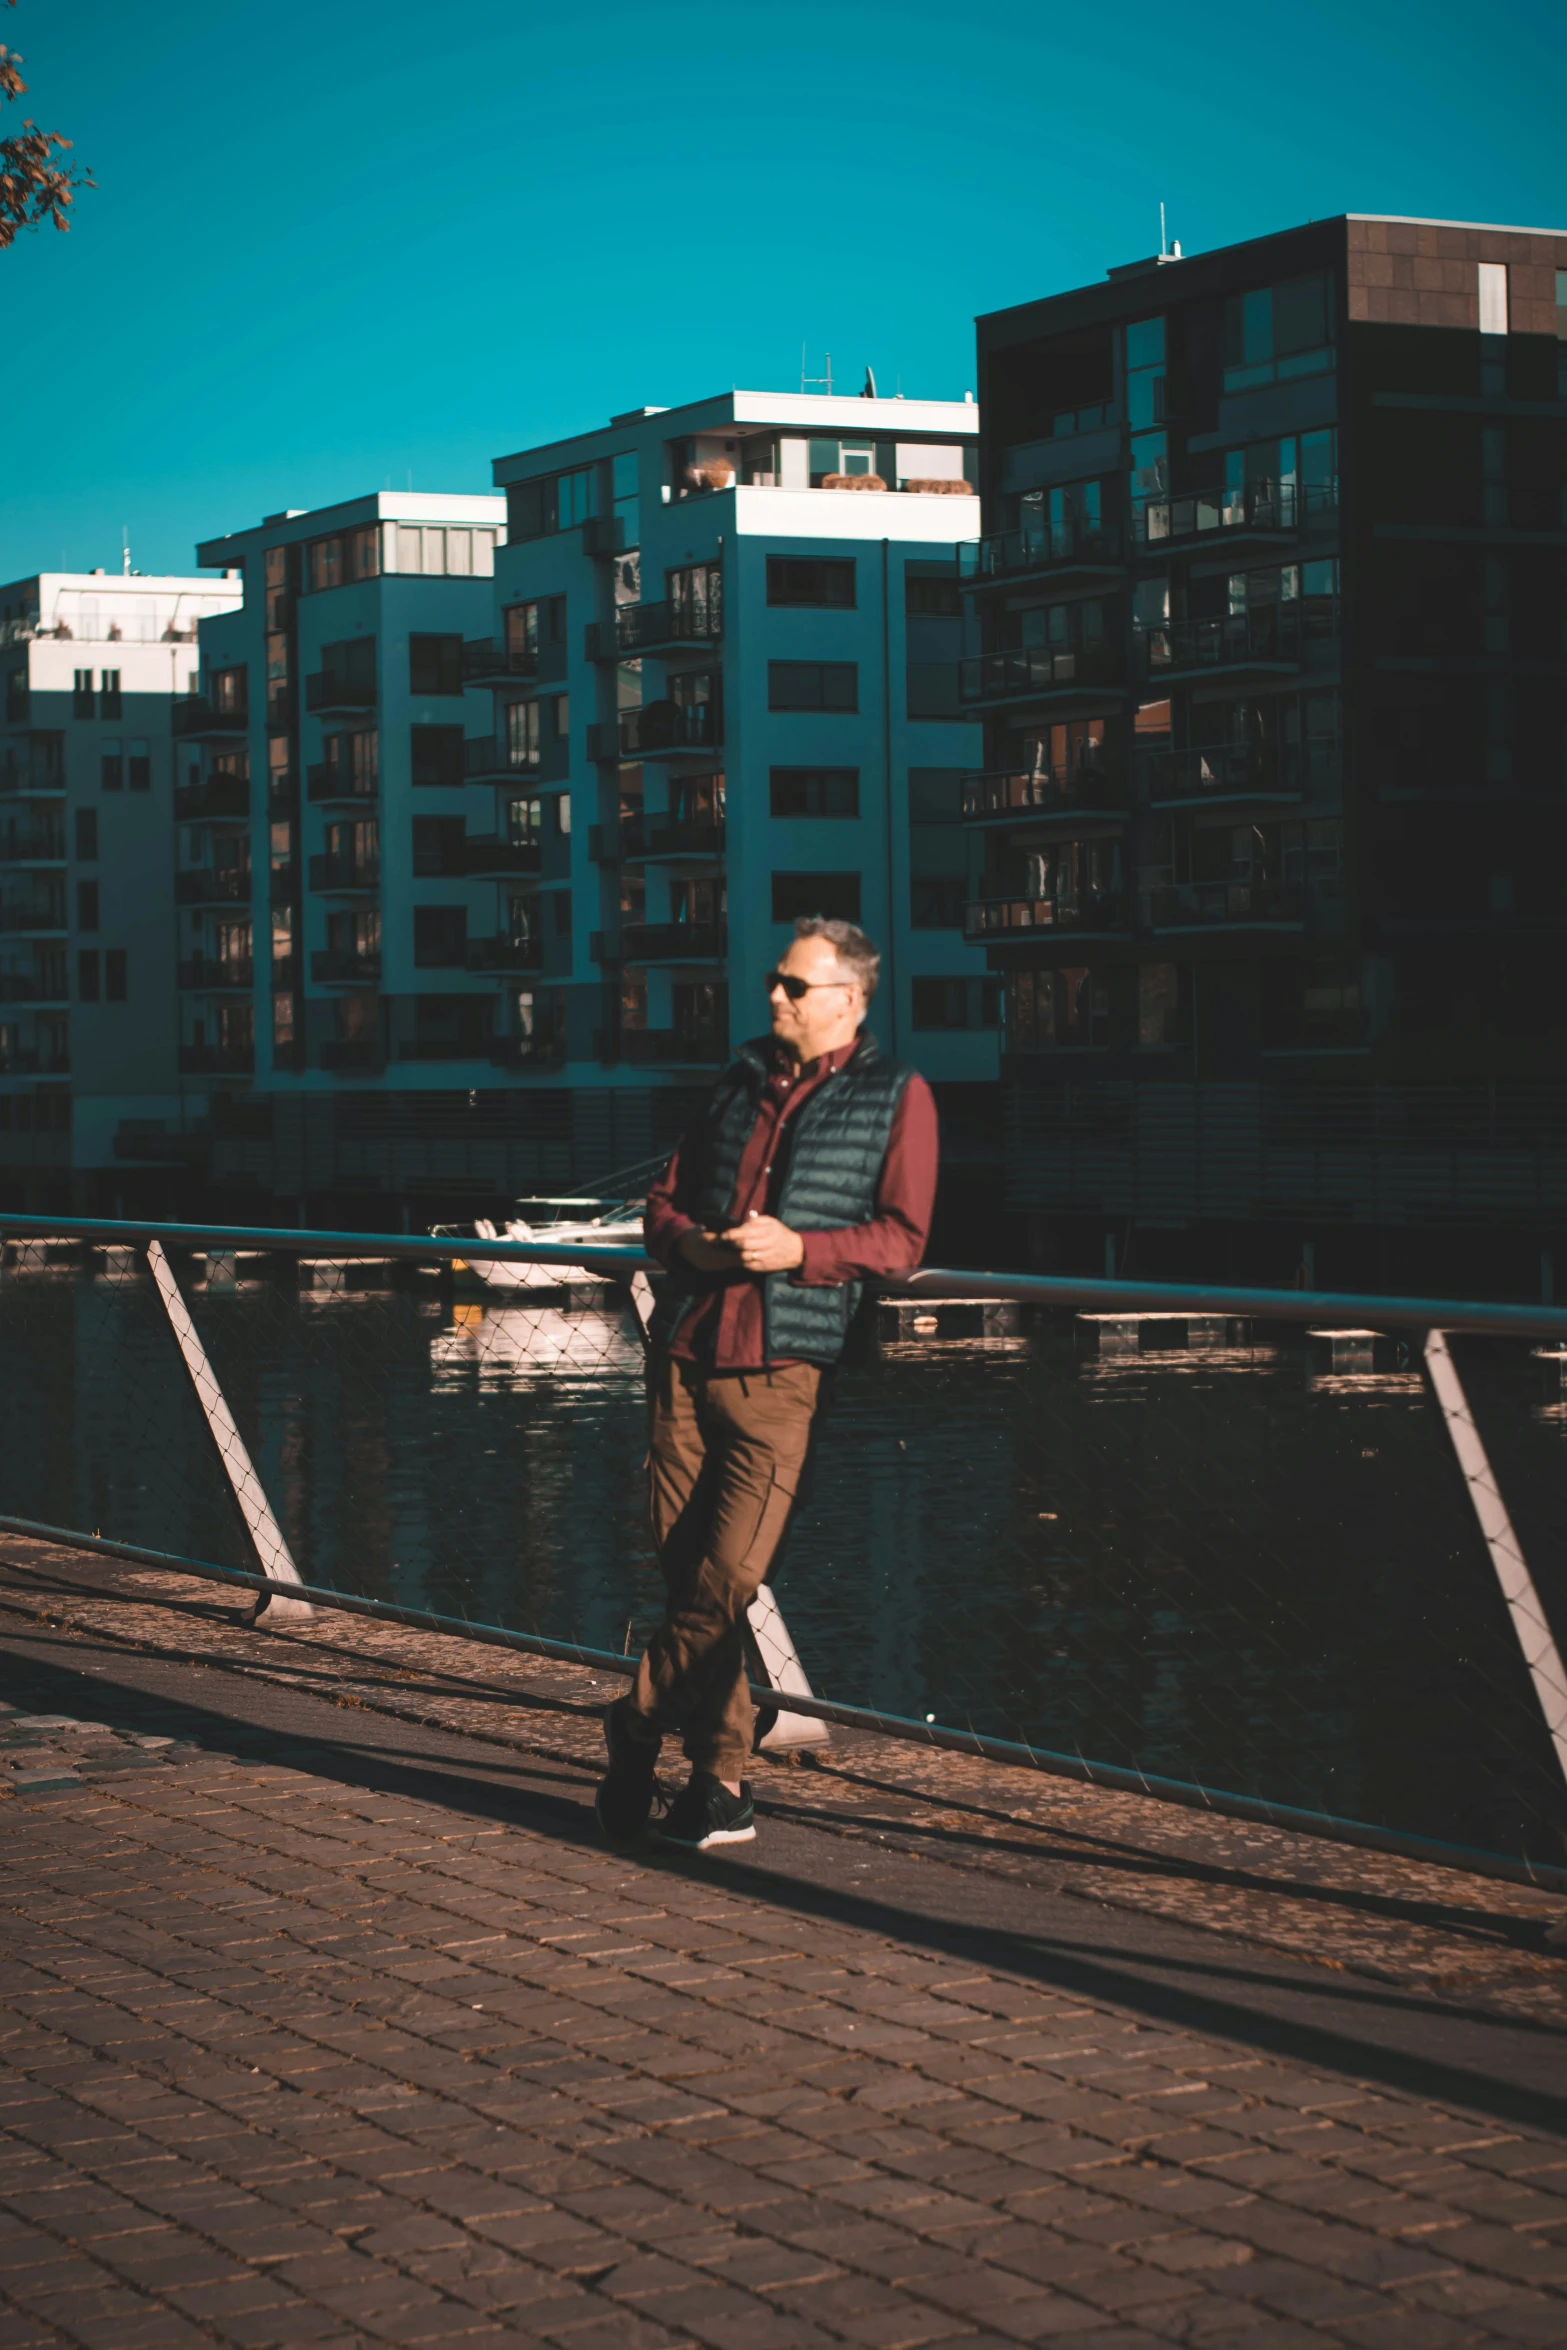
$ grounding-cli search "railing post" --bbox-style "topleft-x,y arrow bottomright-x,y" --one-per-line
145,1239 -> 312,1625
1423,1328 -> 1567,1792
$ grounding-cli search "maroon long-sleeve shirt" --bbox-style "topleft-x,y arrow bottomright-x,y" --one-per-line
643,1038 -> 939,1371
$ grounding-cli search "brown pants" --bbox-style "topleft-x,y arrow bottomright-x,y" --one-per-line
627,1353 -> 822,1780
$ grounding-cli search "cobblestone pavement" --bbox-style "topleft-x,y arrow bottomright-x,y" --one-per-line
1,1548 -> 1566,2349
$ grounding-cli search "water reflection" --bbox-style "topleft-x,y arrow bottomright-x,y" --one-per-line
0,1254 -> 1563,1861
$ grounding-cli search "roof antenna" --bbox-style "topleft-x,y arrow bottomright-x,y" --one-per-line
121,527 -> 130,577
801,349 -> 833,396
861,366 -> 876,399
1158,202 -> 1182,263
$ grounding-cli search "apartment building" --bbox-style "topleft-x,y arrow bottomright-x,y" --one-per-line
963,215 -> 1567,1290
0,567 -> 242,1204
187,404 -> 991,1219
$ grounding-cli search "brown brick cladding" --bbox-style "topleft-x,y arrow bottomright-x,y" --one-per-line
1346,215 -> 1567,333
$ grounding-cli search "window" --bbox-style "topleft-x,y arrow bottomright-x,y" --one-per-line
908,767 -> 967,928
912,978 -> 999,1031
507,699 -> 542,770
73,668 -> 94,716
1005,966 -> 1114,1053
105,949 -> 126,1003
5,668 -> 27,721
1138,963 -> 1181,1048
612,451 -> 638,548
771,872 -> 861,923
100,740 -> 123,791
906,575 -> 960,618
414,906 -> 467,967
325,727 -> 378,794
273,993 -> 294,1051
211,665 -> 247,715
506,793 -> 543,848
770,767 -> 859,818
766,557 -> 855,608
304,525 -> 380,592
128,738 -> 150,791
768,661 -> 857,712
807,437 -> 883,487
412,816 -> 466,877
1477,262 -> 1509,337
504,596 -> 565,664
100,669 -> 122,719
411,725 -> 463,787
1223,272 -> 1333,392
505,467 -> 597,541
669,562 -> 722,636
409,634 -> 463,696
74,809 -> 97,860
77,880 -> 99,931
77,949 -> 99,1001
386,524 -> 498,577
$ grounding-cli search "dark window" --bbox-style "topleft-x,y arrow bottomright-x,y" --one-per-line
128,737 -> 150,791
77,879 -> 99,931
100,741 -> 123,790
766,557 -> 855,608
552,888 -> 573,940
411,724 -> 465,787
211,665 -> 247,714
412,815 -> 466,877
4,668 -> 27,721
913,978 -> 998,1030
409,634 -> 463,696
73,668 -> 94,716
78,949 -> 99,1001
905,576 -> 960,617
74,808 -> 98,860
505,468 -> 596,542
770,767 -> 859,818
100,669 -> 122,719
105,948 -> 126,1002
771,871 -> 861,923
768,661 -> 857,713
413,904 -> 468,967
909,767 -> 967,929
906,664 -> 960,719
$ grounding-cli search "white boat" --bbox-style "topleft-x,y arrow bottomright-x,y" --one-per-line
434,1196 -> 646,1292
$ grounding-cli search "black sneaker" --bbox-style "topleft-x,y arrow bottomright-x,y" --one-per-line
594,1698 -> 660,1847
657,1773 -> 756,1852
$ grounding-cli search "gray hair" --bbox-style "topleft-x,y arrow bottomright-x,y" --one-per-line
793,915 -> 880,1000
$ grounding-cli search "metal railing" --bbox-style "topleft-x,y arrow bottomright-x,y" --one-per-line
2,1209 -> 1565,1894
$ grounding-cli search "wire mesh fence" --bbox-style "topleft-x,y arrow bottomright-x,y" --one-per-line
2,1216 -> 1565,1879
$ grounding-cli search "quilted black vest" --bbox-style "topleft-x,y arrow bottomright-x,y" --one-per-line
649,1031 -> 914,1365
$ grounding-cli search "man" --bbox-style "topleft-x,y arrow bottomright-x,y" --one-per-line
597,916 -> 939,1853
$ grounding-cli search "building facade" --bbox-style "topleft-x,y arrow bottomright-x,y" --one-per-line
964,215 -> 1567,1291
0,568 -> 242,1204
186,403 -> 994,1220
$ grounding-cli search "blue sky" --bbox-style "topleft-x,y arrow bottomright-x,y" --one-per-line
3,0 -> 1563,581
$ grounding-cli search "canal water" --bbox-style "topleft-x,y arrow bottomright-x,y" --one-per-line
2,1253 -> 1564,1865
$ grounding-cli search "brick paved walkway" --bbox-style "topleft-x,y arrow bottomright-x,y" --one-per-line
2,1556 -> 1567,2347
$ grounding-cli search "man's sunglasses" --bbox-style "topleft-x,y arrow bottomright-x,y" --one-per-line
765,970 -> 854,1001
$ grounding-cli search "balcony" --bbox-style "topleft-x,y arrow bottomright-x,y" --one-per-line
178,1042 -> 255,1076
589,815 -> 726,863
1145,606 -> 1329,682
1144,880 -> 1308,931
958,518 -> 1123,592
0,974 -> 68,1005
0,751 -> 65,797
308,852 -> 381,894
489,1034 -> 566,1072
587,599 -> 723,661
311,947 -> 382,985
0,1048 -> 70,1075
462,734 -> 569,785
175,866 -> 252,907
304,671 -> 377,716
319,1037 -> 385,1073
1135,479 -> 1338,551
963,892 -> 1127,942
462,636 -> 567,688
1146,744 -> 1340,805
619,920 -> 727,964
0,899 -> 67,934
173,777 -> 249,823
267,771 -> 296,814
265,685 -> 296,732
269,863 -> 297,902
177,955 -> 254,991
0,827 -> 67,863
462,835 -> 543,878
306,763 -> 379,806
172,696 -> 249,740
958,644 -> 1119,708
598,1026 -> 728,1066
590,698 -> 722,762
961,766 -> 1127,824
467,934 -> 545,972
582,513 -> 629,558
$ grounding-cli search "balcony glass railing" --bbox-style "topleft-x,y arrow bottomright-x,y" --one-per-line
961,766 -> 1125,820
308,853 -> 381,893
462,636 -> 567,685
596,698 -> 723,759
178,1042 -> 255,1075
466,934 -> 545,972
0,828 -> 67,862
176,955 -> 254,990
958,644 -> 1117,703
172,697 -> 249,738
311,949 -> 382,985
1146,743 -> 1341,802
173,779 -> 249,823
304,672 -> 377,714
600,1026 -> 728,1066
1142,879 -> 1309,928
462,836 -> 543,878
607,599 -> 723,656
174,867 -> 252,906
619,919 -> 727,963
1144,604 -> 1338,675
958,518 -> 1122,587
307,764 -> 378,805
963,891 -> 1126,939
1136,479 -> 1338,546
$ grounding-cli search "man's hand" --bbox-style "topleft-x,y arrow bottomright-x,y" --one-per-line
676,1228 -> 743,1274
719,1214 -> 805,1273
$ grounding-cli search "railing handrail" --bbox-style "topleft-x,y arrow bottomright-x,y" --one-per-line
2,1211 -> 1566,1338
